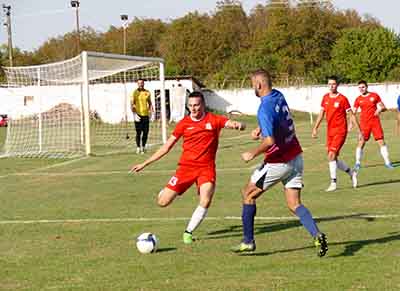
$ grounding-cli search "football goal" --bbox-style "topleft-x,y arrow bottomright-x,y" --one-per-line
1,51 -> 167,158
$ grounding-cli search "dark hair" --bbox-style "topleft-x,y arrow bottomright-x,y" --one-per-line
250,69 -> 273,87
188,91 -> 205,103
358,80 -> 368,86
327,75 -> 339,84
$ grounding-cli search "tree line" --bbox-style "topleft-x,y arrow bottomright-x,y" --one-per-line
1,0 -> 400,87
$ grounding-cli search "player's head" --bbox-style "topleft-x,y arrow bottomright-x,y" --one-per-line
137,79 -> 145,89
188,91 -> 206,119
358,80 -> 368,95
327,75 -> 339,93
250,69 -> 272,97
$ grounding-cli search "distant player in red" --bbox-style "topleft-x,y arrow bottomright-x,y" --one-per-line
312,76 -> 360,192
353,80 -> 393,169
130,91 -> 245,244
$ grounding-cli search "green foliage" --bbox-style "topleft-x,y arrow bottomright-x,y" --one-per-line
2,1 -> 400,86
330,27 -> 400,83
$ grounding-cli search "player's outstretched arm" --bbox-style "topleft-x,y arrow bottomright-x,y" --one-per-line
130,136 -> 177,173
312,109 -> 325,138
225,120 -> 246,131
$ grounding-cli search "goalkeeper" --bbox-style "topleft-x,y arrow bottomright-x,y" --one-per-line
131,79 -> 154,154
130,91 -> 245,244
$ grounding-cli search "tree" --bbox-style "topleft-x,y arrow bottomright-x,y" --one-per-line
330,27 -> 400,82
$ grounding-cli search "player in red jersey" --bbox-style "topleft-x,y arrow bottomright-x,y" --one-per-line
353,80 -> 393,169
130,91 -> 245,244
312,76 -> 360,192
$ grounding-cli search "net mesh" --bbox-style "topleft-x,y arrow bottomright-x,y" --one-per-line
1,52 -> 165,158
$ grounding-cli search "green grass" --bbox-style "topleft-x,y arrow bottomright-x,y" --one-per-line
0,112 -> 400,290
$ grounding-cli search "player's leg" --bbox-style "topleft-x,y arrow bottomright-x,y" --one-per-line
283,155 -> 328,257
183,167 -> 215,244
141,116 -> 150,153
373,123 -> 393,168
183,182 -> 215,244
327,149 -> 338,191
134,119 -> 143,154
377,139 -> 393,168
355,127 -> 368,170
328,135 -> 356,190
157,187 -> 179,207
160,167 -> 195,208
232,163 -> 288,253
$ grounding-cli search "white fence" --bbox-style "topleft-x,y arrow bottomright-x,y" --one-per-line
0,79 -> 193,123
204,83 -> 400,115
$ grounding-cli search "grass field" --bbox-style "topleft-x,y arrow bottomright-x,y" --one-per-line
0,111 -> 399,291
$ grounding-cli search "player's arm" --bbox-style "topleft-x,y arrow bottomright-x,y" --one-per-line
250,127 -> 261,140
225,120 -> 246,130
396,111 -> 400,136
241,136 -> 275,162
130,136 -> 178,173
147,92 -> 154,113
312,109 -> 325,138
375,101 -> 387,115
131,91 -> 137,113
348,110 -> 361,133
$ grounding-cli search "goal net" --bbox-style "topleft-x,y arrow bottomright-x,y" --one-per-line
1,51 -> 167,158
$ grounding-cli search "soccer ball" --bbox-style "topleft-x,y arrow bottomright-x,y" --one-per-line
136,233 -> 158,254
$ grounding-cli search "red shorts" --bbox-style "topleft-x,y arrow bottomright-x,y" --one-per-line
360,121 -> 384,141
327,134 -> 347,154
165,165 -> 216,194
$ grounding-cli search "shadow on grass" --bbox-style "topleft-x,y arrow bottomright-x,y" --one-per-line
364,160 -> 400,169
156,247 -> 177,253
357,178 -> 400,188
240,232 -> 400,257
205,213 -> 373,241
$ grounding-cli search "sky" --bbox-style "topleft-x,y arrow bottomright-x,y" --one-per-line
1,0 -> 399,52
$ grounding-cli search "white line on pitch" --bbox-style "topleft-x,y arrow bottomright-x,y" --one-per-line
0,214 -> 398,225
0,157 -> 88,179
3,166 -> 256,177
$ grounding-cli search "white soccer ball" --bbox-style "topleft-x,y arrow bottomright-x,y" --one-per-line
136,232 -> 158,254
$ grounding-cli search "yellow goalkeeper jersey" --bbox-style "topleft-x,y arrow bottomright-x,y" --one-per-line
131,89 -> 151,116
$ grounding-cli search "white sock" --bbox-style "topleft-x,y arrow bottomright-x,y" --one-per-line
355,147 -> 363,164
328,161 -> 337,182
337,160 -> 351,175
186,205 -> 208,233
380,145 -> 390,164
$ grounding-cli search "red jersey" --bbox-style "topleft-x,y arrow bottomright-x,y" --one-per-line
353,92 -> 382,125
172,112 -> 228,167
321,93 -> 351,136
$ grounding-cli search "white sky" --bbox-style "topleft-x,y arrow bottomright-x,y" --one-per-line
1,0 -> 399,52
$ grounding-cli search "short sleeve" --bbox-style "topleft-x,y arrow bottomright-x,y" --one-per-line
375,93 -> 382,103
216,114 -> 229,129
353,97 -> 360,110
172,119 -> 185,139
258,105 -> 275,138
397,96 -> 400,110
343,96 -> 351,112
320,95 -> 327,111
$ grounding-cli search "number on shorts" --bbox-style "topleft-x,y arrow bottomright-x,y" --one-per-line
168,176 -> 178,186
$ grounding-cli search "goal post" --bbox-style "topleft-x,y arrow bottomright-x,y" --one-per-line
1,51 -> 167,158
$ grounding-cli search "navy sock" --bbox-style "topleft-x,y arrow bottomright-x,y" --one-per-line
242,204 -> 256,243
295,204 -> 319,237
